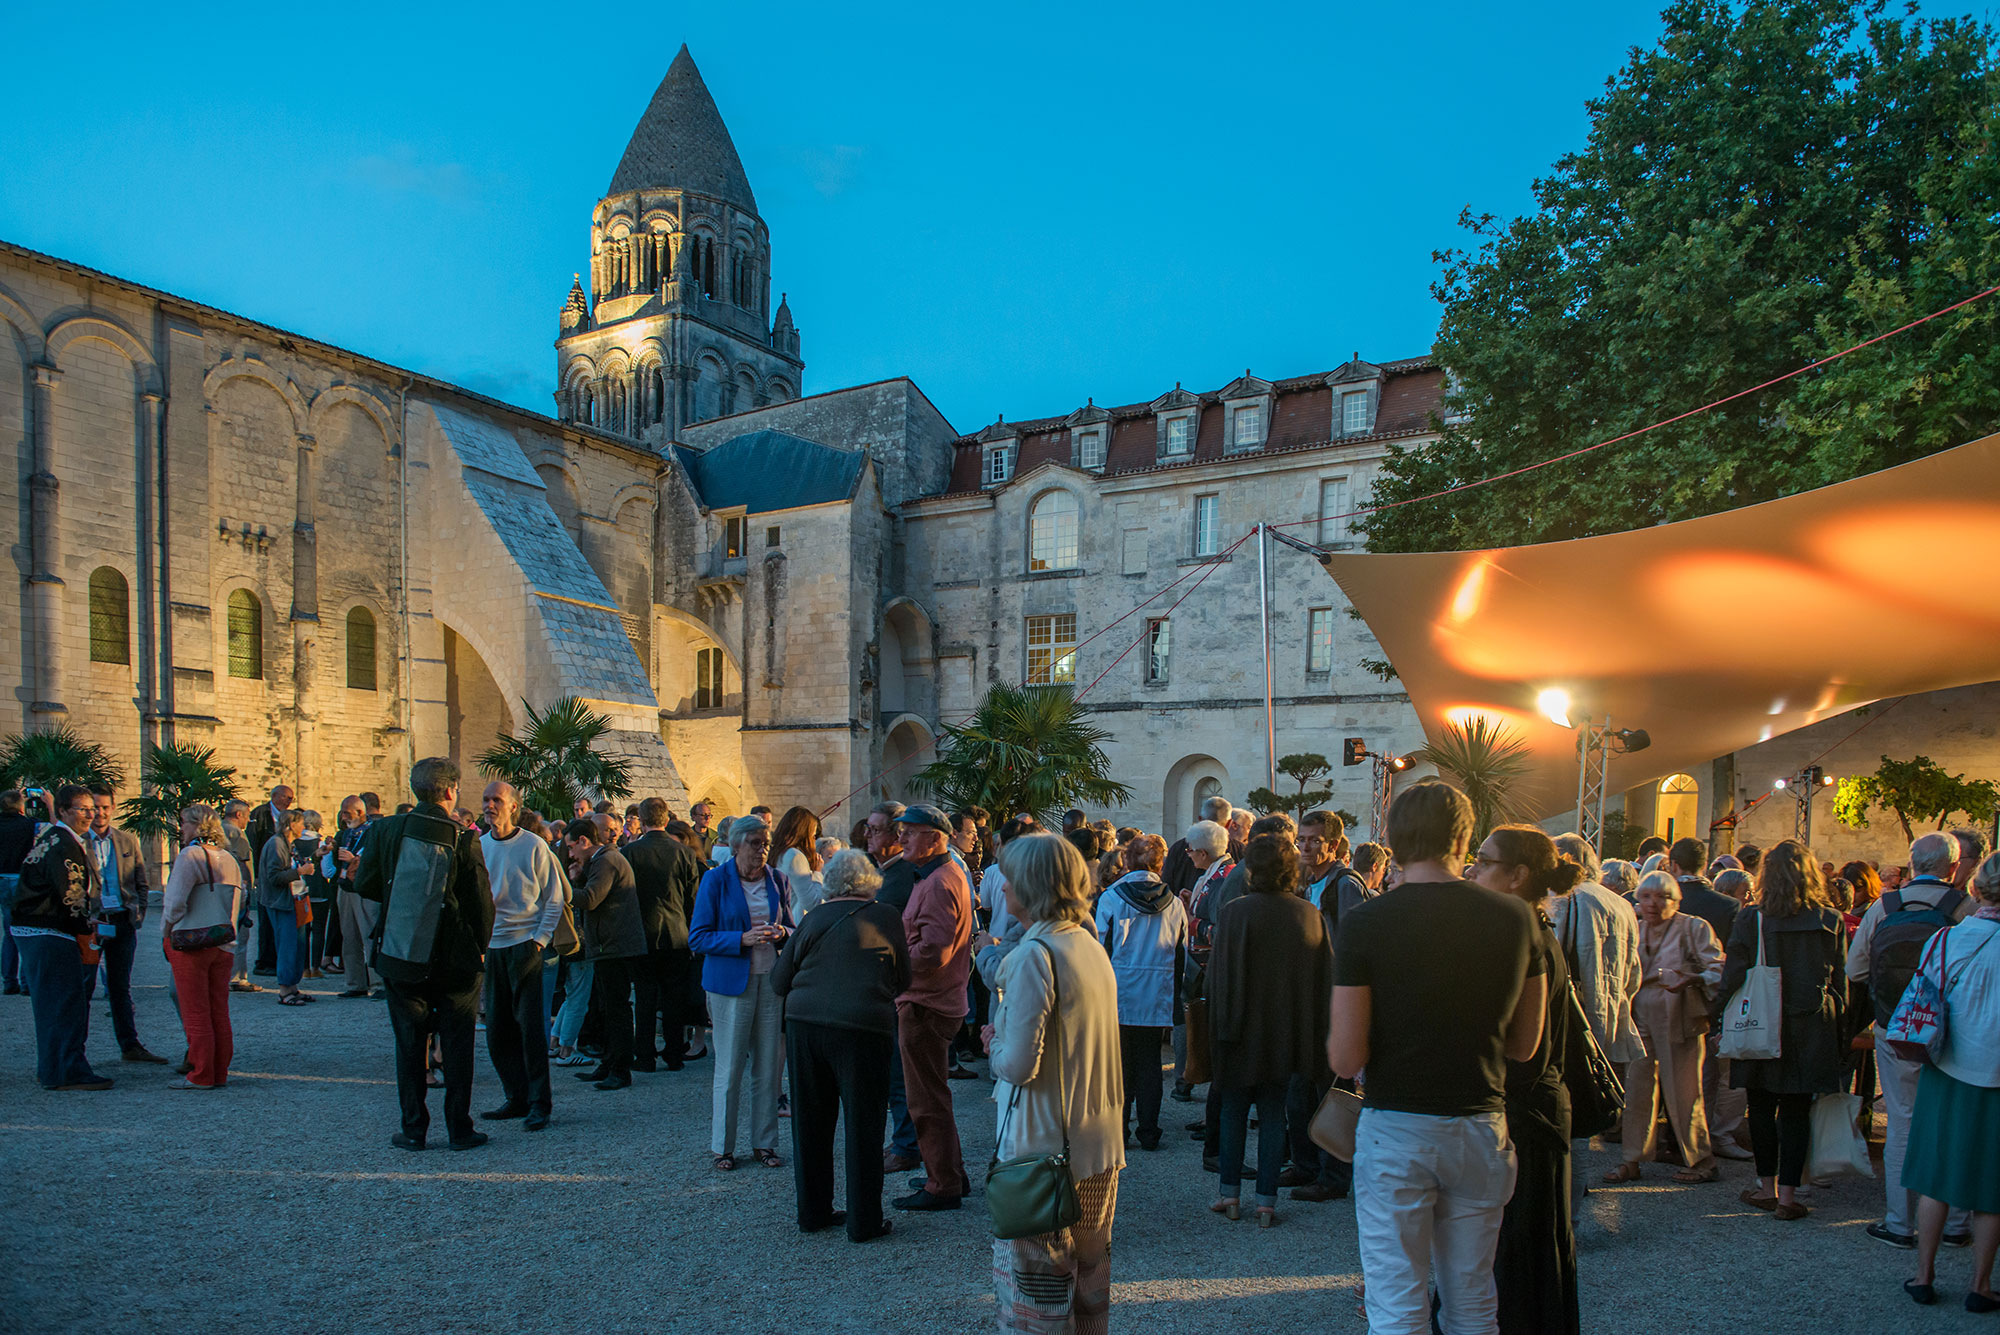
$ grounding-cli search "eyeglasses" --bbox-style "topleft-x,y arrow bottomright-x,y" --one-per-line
1472,856 -> 1520,871
742,836 -> 770,848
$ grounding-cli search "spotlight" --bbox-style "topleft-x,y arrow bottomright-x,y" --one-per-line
1610,728 -> 1651,755
1537,689 -> 1573,729
1388,755 -> 1411,772
1773,778 -> 1788,790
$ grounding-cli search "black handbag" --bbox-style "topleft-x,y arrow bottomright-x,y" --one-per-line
985,939 -> 1083,1241
1561,904 -> 1627,1140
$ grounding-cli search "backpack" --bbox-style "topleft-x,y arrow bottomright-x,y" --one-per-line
372,811 -> 463,985
1871,886 -> 1969,1028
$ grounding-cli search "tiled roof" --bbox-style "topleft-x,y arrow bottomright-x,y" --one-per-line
429,403 -> 544,488
607,46 -> 758,211
674,429 -> 866,515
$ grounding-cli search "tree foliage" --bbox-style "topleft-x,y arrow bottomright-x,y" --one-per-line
911,683 -> 1132,826
1412,716 -> 1536,841
1834,753 -> 2000,841
120,743 -> 241,849
1248,753 -> 1335,819
477,696 -> 635,820
1366,0 -> 2000,554
0,725 -> 125,792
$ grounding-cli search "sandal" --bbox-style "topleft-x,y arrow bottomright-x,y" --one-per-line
230,981 -> 264,993
1210,1198 -> 1241,1221
714,1153 -> 738,1172
1671,1167 -> 1719,1184
1602,1163 -> 1643,1184
278,993 -> 314,1006
1738,1188 -> 1778,1212
754,1148 -> 783,1168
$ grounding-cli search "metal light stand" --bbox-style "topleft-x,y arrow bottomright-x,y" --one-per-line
1785,765 -> 1828,846
1575,716 -> 1613,853
1366,749 -> 1408,843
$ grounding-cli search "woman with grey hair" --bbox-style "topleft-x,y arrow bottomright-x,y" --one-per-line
1600,859 -> 1640,901
772,849 -> 909,1241
1606,870 -> 1723,1184
1553,833 -> 1601,887
1179,820 -> 1233,1098
1714,867 -> 1754,905
690,813 -> 795,1171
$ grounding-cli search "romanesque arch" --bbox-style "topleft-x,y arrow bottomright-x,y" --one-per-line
1163,753 -> 1231,833
202,357 -> 303,432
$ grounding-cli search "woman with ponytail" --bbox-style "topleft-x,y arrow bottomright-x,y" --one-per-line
1470,824 -> 1584,1335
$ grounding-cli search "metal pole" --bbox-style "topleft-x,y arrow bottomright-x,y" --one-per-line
1595,714 -> 1612,846
1576,724 -> 1590,835
1258,523 -> 1275,793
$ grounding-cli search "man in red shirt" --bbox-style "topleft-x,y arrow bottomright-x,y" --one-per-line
892,803 -> 973,1211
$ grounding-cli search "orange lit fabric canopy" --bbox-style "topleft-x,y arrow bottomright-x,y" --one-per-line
1321,432 -> 2000,818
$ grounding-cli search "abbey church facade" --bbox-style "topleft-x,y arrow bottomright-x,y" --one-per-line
0,47 -> 1452,833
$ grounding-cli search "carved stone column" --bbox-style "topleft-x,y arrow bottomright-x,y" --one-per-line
291,432 -> 320,801
27,362 -> 65,718
138,391 -> 166,750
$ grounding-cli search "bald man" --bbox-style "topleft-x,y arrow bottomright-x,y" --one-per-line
480,781 -> 569,1131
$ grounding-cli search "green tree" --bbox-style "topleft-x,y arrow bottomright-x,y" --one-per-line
1412,716 -> 1535,842
1366,0 -> 2000,554
118,743 -> 241,849
1247,752 -> 1335,820
0,724 -> 125,793
477,696 -> 635,820
911,683 -> 1132,826
1834,753 -> 2000,842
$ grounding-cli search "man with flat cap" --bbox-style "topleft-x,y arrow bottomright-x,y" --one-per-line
889,803 -> 974,1211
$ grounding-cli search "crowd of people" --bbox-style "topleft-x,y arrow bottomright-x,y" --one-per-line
5,764 -> 1999,1331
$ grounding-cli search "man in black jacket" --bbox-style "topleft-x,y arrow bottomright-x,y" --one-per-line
14,785 -> 107,1089
623,797 -> 702,1069
356,758 -> 494,1151
0,788 -> 40,994
246,784 -> 293,976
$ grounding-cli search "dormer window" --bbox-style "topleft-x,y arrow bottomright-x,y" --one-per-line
1230,403 -> 1264,451
985,445 -> 1012,486
1164,417 -> 1191,455
1341,390 -> 1370,435
1077,429 -> 1105,470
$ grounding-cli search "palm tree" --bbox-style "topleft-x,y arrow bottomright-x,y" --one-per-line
0,724 -> 125,793
120,742 -> 241,849
911,683 -> 1132,826
1413,715 -> 1535,841
477,696 -> 635,820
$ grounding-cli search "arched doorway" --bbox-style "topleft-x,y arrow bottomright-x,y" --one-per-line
1657,773 -> 1699,844
443,626 -> 513,786
1163,753 -> 1230,835
882,715 -> 934,805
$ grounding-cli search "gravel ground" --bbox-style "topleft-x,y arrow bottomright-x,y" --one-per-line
0,948 -> 1979,1333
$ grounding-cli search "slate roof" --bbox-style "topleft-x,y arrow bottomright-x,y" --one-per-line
607,46 -> 758,211
675,430 -> 866,515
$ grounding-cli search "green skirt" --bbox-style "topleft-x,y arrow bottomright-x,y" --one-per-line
1903,1064 -> 2000,1214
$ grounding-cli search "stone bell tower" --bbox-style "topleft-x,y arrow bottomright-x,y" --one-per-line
554,45 -> 804,446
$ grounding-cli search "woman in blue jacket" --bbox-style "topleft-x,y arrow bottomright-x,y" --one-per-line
689,813 -> 795,1171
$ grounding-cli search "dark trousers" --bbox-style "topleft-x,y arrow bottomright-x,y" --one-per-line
304,899 -> 331,969
1745,1088 -> 1814,1187
485,942 -> 550,1114
255,904 -> 275,970
84,912 -> 142,1051
787,1019 -> 892,1239
633,947 -> 693,1061
897,1000 -> 967,1197
1119,1024 -> 1166,1140
384,973 -> 481,1143
1218,1080 -> 1289,1202
1204,1081 -> 1222,1157
1,908 -> 20,987
1287,1070 -> 1354,1193
591,956 -> 635,1076
18,934 -> 95,1087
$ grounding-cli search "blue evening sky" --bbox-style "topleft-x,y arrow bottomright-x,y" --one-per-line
0,2 -> 1793,428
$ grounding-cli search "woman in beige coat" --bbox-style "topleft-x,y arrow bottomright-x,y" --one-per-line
1606,870 -> 1724,1183
984,832 -> 1125,1335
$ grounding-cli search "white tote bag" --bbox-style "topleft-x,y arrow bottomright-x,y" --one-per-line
1718,913 -> 1783,1060
1805,1092 -> 1872,1179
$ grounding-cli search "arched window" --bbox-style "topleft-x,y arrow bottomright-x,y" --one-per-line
612,380 -> 626,432
1029,490 -> 1080,572
652,370 -> 666,423
226,589 -> 263,680
88,567 -> 129,665
346,607 -> 377,691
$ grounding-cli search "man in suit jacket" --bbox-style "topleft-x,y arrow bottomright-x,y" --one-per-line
356,759 -> 494,1152
246,784 -> 293,976
623,797 -> 703,1069
85,787 -> 165,1064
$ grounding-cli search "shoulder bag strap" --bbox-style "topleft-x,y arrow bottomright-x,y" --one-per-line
990,936 -> 1071,1162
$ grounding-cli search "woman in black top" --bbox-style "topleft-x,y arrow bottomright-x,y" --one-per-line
771,848 -> 911,1242
1470,824 -> 1581,1335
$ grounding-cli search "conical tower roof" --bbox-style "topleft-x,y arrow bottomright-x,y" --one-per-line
606,46 -> 757,212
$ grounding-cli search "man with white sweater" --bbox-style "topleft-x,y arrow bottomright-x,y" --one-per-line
479,781 -> 569,1132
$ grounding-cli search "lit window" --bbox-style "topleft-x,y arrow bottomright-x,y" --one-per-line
346,607 -> 377,691
724,516 -> 744,559
1193,494 -> 1220,557
1026,614 -> 1077,686
1029,491 -> 1080,572
695,647 -> 724,709
1164,416 -> 1191,455
227,589 -> 263,680
1146,619 -> 1170,683
1307,607 -> 1333,674
1342,390 -> 1369,435
1232,404 -> 1262,449
985,446 -> 1011,486
1077,429 -> 1105,470
88,567 -> 129,665
1318,477 -> 1350,545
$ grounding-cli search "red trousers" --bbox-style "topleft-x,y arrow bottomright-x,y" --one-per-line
898,1000 -> 968,1198
167,944 -> 234,1086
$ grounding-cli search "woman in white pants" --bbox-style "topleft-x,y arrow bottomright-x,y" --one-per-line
688,814 -> 795,1171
